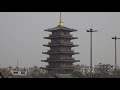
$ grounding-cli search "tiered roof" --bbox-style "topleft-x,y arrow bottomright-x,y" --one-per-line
45,26 -> 77,32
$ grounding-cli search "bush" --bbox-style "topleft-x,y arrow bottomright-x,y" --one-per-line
71,71 -> 84,78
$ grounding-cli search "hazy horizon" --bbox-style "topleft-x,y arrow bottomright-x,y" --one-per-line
0,12 -> 120,68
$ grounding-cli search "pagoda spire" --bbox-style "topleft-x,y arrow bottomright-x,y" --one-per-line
58,12 -> 63,27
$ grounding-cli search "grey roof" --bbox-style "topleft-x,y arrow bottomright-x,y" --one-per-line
45,26 -> 77,32
43,44 -> 78,47
8,75 -> 32,78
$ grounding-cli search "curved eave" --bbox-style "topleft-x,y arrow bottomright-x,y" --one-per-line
41,60 -> 80,62
44,37 -> 78,39
42,52 -> 79,55
44,26 -> 77,32
43,44 -> 79,47
45,29 -> 77,32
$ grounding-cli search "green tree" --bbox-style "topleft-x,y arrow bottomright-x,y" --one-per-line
71,71 -> 84,78
112,69 -> 120,78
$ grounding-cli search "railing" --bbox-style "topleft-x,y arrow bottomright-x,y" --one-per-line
47,50 -> 74,53
49,34 -> 73,37
47,57 -> 75,60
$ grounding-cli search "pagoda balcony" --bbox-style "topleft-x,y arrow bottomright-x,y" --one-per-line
42,50 -> 79,55
47,57 -> 75,60
48,42 -> 73,45
43,42 -> 79,47
49,34 -> 73,37
48,49 -> 74,52
44,34 -> 78,39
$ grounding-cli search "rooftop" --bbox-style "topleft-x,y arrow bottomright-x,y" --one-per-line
8,75 -> 32,78
45,26 -> 77,32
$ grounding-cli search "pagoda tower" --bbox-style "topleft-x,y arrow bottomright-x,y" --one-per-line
41,13 -> 80,74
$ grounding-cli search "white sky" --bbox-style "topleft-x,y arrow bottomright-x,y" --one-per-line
0,12 -> 120,68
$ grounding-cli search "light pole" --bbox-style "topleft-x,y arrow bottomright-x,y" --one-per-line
112,36 -> 120,76
86,28 -> 98,78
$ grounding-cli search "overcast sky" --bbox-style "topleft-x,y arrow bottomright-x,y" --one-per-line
0,12 -> 120,68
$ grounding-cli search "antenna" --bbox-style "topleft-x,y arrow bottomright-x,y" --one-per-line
17,59 -> 18,68
16,57 -> 19,71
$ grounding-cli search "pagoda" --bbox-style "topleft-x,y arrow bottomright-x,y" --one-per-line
41,13 -> 80,74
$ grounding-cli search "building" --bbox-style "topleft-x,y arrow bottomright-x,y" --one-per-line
8,67 -> 32,78
41,13 -> 80,74
8,74 -> 31,78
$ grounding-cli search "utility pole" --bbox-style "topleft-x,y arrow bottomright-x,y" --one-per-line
112,36 -> 120,76
86,28 -> 98,78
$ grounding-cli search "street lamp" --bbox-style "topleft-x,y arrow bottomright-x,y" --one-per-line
112,36 -> 120,77
86,28 -> 98,78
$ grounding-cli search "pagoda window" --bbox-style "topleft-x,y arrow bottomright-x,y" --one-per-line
64,32 -> 69,35
64,32 -> 67,35
52,31 -> 60,36
13,72 -> 18,74
60,31 -> 64,35
61,39 -> 64,43
52,31 -> 56,35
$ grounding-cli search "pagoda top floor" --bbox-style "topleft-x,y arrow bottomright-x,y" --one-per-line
44,25 -> 77,32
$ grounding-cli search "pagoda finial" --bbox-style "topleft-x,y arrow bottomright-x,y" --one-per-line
58,12 -> 63,27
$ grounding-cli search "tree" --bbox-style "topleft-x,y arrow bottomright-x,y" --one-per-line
29,66 -> 39,78
111,69 -> 120,78
71,71 -> 85,78
94,63 -> 113,78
